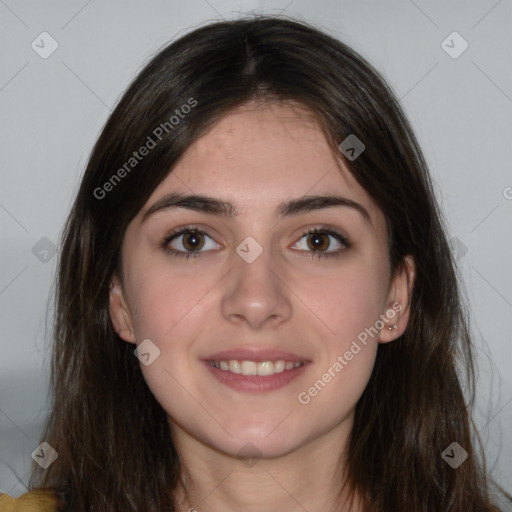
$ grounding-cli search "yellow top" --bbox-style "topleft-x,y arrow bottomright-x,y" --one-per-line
0,490 -> 60,512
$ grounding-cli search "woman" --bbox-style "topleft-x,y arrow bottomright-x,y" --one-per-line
2,14 -> 509,512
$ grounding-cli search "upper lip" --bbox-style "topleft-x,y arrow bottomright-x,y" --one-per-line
203,348 -> 311,363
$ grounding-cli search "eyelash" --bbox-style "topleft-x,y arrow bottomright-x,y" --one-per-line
160,224 -> 350,260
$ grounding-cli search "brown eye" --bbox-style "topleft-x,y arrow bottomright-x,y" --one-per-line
306,232 -> 330,252
292,227 -> 349,260
161,226 -> 220,259
181,230 -> 205,251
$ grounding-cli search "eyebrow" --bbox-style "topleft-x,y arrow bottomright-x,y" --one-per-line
141,192 -> 371,224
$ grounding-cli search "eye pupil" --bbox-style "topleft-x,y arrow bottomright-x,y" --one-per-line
183,231 -> 204,251
308,233 -> 328,251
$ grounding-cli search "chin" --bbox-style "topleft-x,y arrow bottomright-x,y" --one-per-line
205,429 -> 308,461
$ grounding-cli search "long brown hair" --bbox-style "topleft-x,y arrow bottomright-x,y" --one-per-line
29,14 -> 510,511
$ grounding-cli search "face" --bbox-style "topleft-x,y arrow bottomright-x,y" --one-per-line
109,100 -> 415,459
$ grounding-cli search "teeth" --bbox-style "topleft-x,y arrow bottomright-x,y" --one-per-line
210,359 -> 305,375
274,360 -> 285,373
241,361 -> 257,375
229,360 -> 241,374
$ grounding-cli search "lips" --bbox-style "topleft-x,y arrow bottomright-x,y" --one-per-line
203,360 -> 310,392
201,347 -> 312,392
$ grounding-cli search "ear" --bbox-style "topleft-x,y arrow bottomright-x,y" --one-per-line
109,273 -> 136,344
378,254 -> 416,343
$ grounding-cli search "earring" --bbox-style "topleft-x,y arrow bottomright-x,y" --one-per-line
387,324 -> 397,331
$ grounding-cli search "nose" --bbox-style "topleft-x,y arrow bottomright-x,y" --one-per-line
220,242 -> 293,330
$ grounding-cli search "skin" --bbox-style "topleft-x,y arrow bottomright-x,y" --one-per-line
109,100 -> 415,512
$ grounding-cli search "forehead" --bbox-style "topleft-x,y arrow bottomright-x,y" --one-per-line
144,101 -> 384,231
178,101 -> 341,186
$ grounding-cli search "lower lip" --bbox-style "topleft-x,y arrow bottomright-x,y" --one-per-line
202,361 -> 311,392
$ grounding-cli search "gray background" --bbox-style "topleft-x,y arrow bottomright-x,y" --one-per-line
1,0 -> 511,501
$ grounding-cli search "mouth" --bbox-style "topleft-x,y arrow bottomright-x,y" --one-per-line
202,359 -> 311,392
207,359 -> 306,376
201,347 -> 311,392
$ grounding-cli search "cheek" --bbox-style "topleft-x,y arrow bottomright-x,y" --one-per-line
125,268 -> 213,388
126,265 -> 207,342
297,263 -> 387,342
292,263 -> 384,401
126,270 -> 210,419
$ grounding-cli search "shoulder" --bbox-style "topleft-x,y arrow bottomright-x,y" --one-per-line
0,490 -> 61,512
